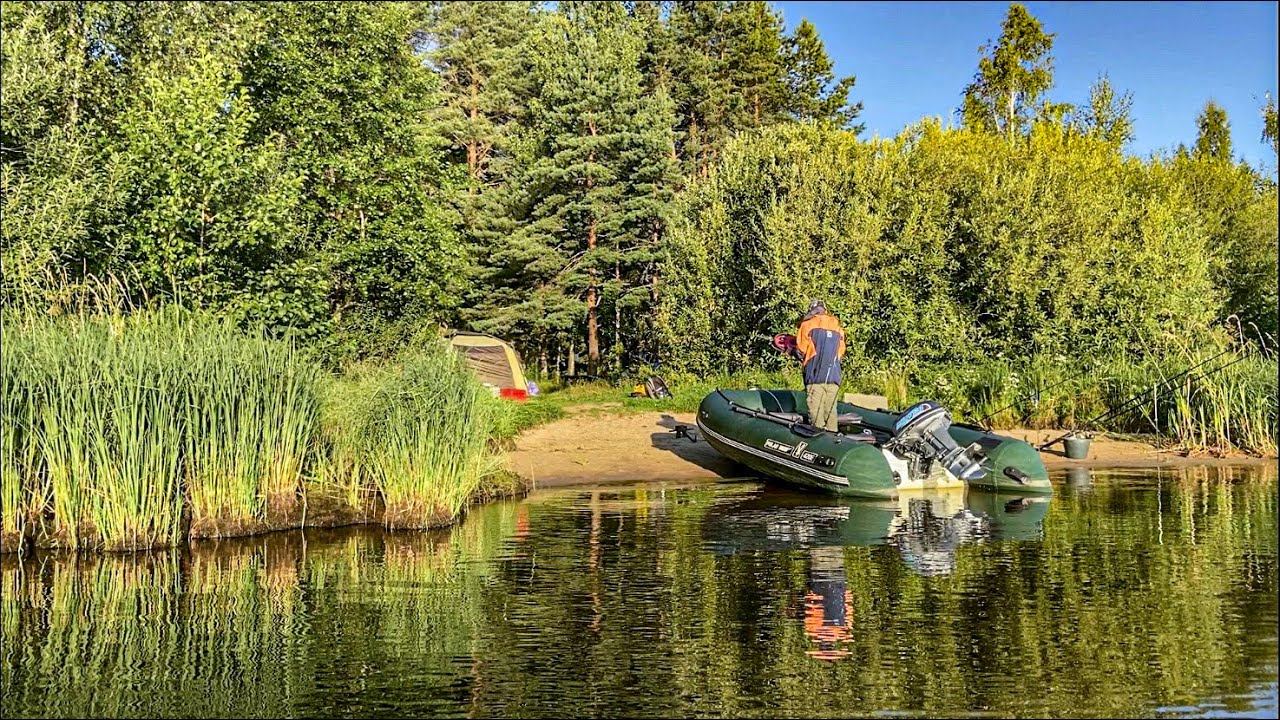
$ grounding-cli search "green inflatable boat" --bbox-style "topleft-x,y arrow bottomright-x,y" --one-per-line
696,389 -> 1051,498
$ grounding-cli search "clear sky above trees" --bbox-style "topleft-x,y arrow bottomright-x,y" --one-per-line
777,0 -> 1279,169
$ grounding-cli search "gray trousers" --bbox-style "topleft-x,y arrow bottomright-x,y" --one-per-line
806,383 -> 839,431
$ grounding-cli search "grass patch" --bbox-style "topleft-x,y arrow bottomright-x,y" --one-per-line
518,368 -> 803,418
513,347 -> 1277,456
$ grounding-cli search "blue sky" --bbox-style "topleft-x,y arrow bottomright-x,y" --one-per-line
775,1 -> 1279,169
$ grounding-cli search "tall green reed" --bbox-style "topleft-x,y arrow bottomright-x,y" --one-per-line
180,319 -> 319,533
865,341 -> 1277,455
322,344 -> 505,529
1,305 -> 321,550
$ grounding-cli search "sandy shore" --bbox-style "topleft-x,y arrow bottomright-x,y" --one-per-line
506,410 -> 1274,487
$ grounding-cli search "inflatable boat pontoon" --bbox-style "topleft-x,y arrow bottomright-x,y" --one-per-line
697,389 -> 1051,498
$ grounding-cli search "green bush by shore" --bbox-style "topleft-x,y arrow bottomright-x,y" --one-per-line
1,306 -> 510,553
657,123 -> 1277,374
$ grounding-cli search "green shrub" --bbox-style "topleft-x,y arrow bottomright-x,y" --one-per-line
658,122 -> 1272,373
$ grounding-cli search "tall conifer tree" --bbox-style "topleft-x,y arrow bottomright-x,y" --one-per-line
1195,101 -> 1233,161
422,1 -> 535,187
784,18 -> 862,128
483,2 -> 677,373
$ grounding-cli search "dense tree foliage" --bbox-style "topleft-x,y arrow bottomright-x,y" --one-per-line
1074,75 -> 1133,147
658,120 -> 1276,373
1,1 -> 1275,373
1195,101 -> 1234,161
1,1 -> 459,353
422,0 -> 857,372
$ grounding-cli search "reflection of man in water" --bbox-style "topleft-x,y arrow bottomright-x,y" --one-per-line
803,547 -> 853,660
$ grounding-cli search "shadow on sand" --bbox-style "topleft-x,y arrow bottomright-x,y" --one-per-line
649,413 -> 742,477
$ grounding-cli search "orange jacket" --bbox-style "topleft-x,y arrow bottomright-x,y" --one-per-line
796,312 -> 845,385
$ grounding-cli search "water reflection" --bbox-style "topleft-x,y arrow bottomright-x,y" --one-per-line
702,487 -> 1050,575
803,546 -> 853,660
1,465 -> 1276,718
701,488 -> 1054,659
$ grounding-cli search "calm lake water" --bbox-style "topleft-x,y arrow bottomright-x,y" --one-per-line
2,466 -> 1276,718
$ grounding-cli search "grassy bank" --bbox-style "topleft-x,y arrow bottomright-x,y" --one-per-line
861,346 -> 1278,456
1,307 -> 513,553
3,305 -> 1272,553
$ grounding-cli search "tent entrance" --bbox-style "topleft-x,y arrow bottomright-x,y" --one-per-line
460,345 -> 517,387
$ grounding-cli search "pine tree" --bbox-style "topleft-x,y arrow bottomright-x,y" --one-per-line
664,1 -> 735,177
783,18 -> 862,129
422,1 -> 535,187
1194,101 -> 1232,161
724,1 -> 788,128
494,2 -> 677,374
1076,75 -> 1133,147
961,3 -> 1060,136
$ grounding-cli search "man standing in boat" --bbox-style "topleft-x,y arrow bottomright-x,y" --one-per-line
795,300 -> 845,432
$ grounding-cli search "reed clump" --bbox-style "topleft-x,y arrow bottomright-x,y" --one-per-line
873,341 -> 1277,456
1,306 -> 322,551
321,345 -> 505,529
3,305 -> 515,552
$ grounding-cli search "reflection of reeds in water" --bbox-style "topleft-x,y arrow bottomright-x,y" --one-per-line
5,476 -> 1275,718
1,499 -> 520,716
4,554 -> 186,716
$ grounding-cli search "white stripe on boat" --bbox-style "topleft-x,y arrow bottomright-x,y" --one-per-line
697,420 -> 850,486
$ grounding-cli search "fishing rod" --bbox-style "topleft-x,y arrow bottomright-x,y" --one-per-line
1037,345 -> 1251,451
971,363 -> 1099,429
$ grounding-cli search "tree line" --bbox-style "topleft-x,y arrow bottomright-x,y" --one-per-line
2,1 -> 1276,375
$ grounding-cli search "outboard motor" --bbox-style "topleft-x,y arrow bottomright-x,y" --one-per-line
889,401 -> 988,482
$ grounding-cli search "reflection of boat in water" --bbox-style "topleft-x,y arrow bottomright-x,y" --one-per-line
702,487 -> 1050,558
966,490 -> 1052,542
887,492 -> 988,576
702,487 -> 1052,659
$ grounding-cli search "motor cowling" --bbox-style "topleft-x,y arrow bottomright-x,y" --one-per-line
890,401 -> 988,482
